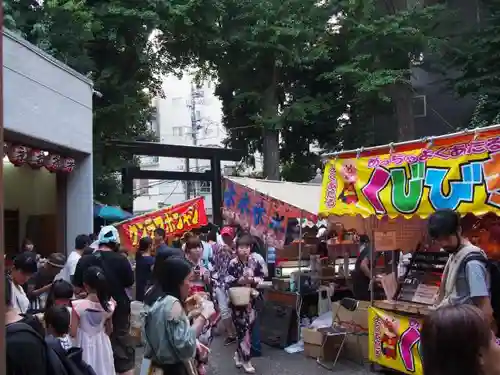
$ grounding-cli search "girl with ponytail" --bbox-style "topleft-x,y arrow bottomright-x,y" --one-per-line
71,266 -> 116,375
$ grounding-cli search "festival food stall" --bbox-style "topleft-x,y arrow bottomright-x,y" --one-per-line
223,176 -> 335,347
115,196 -> 209,252
319,125 -> 500,374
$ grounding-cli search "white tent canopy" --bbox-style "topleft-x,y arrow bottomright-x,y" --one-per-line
225,176 -> 322,216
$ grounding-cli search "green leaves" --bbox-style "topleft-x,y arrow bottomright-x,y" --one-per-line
442,1 -> 500,127
5,0 -> 168,204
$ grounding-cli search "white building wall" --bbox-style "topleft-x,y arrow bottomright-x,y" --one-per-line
133,73 -> 233,219
4,29 -> 94,252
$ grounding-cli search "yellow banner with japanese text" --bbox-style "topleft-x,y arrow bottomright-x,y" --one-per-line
368,307 -> 423,375
320,130 -> 500,218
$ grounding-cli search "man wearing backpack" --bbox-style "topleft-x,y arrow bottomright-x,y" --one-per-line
73,226 -> 135,375
429,209 -> 496,333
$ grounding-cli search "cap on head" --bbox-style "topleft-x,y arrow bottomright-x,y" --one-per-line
98,225 -> 120,245
220,226 -> 235,238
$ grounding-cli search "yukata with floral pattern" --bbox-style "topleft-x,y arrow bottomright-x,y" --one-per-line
212,243 -> 233,289
186,258 -> 212,375
225,257 -> 264,362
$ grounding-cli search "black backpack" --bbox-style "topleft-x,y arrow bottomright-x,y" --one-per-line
6,322 -> 68,375
46,337 -> 97,375
464,254 -> 500,331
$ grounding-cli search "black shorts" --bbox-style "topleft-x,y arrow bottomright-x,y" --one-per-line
111,304 -> 135,373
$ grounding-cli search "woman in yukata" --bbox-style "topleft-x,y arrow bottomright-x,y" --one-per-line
225,234 -> 265,374
184,235 -> 216,375
184,236 -> 210,295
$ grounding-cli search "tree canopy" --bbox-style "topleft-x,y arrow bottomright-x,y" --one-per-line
439,0 -> 500,129
5,0 -> 168,205
6,0 -> 462,198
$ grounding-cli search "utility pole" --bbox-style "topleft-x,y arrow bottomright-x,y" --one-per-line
188,81 -> 200,197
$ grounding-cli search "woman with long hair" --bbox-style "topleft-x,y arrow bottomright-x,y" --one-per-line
421,304 -> 500,375
225,234 -> 265,373
184,236 -> 210,295
141,257 -> 215,375
135,237 -> 155,302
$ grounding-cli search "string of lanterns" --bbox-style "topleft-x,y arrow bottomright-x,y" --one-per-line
3,143 -> 75,173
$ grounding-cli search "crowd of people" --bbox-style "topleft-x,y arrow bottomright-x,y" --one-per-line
11,208 -> 500,375
5,223 -> 268,375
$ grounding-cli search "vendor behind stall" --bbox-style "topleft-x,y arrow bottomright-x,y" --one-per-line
352,235 -> 371,301
429,209 -> 495,332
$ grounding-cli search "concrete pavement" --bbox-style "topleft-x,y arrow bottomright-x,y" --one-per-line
135,338 -> 375,375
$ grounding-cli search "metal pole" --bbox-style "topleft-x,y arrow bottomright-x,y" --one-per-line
0,12 -> 6,374
297,211 -> 303,341
190,82 -> 199,196
370,222 -> 375,306
322,123 -> 500,159
185,158 -> 190,200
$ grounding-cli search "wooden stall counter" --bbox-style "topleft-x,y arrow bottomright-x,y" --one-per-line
265,288 -> 299,306
373,300 -> 431,316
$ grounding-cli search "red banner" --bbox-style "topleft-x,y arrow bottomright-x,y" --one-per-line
117,197 -> 208,249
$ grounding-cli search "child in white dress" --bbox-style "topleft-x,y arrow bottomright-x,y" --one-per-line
70,266 -> 116,375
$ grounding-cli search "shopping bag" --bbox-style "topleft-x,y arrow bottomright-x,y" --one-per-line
139,358 -> 164,375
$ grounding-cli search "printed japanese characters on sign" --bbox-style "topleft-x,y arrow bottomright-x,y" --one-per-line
127,206 -> 199,246
117,197 -> 208,249
320,131 -> 500,218
369,307 -> 423,375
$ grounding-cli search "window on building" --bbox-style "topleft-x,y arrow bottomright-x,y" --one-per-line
198,181 -> 211,195
136,179 -> 150,196
413,95 -> 427,118
173,127 -> 184,136
195,110 -> 201,121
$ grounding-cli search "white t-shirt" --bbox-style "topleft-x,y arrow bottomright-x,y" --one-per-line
55,250 -> 82,283
10,280 -> 29,314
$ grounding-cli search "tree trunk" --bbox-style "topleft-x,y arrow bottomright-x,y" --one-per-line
381,0 -> 415,142
262,61 -> 280,180
263,127 -> 280,180
390,82 -> 415,141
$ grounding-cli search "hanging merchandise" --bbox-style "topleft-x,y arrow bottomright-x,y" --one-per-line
27,149 -> 45,169
44,153 -> 62,173
7,144 -> 29,166
4,143 -> 9,157
61,157 -> 76,173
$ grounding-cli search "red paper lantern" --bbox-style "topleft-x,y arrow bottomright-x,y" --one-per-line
44,153 -> 62,173
61,157 -> 76,173
27,149 -> 45,169
7,144 -> 28,166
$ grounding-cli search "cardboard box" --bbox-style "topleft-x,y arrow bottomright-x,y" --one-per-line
332,300 -> 369,332
302,327 -> 344,362
331,300 -> 370,363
